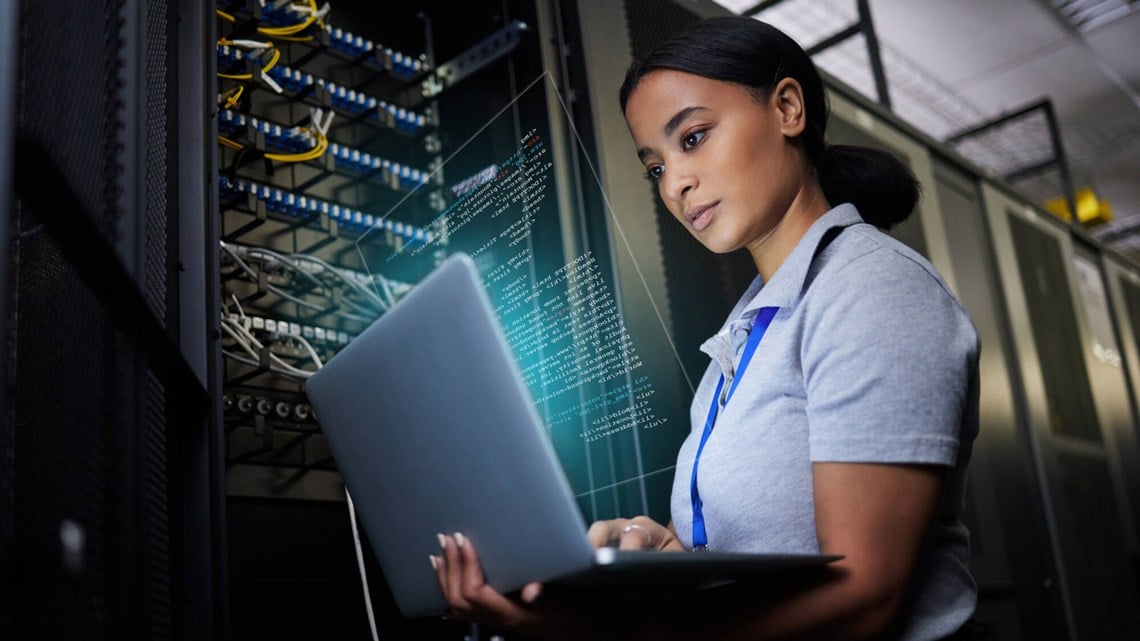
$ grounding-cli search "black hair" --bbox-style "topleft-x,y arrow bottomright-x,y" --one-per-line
619,16 -> 919,229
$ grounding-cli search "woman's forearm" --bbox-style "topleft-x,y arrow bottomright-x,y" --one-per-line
640,563 -> 901,641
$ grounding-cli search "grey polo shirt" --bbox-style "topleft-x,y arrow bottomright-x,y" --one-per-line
670,203 -> 980,640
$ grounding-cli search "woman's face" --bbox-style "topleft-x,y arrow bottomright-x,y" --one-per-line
623,70 -> 809,256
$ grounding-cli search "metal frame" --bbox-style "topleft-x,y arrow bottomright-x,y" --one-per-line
740,0 -> 892,108
180,0 -> 225,636
946,99 -> 1080,232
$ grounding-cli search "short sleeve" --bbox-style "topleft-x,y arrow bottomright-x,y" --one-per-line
801,244 -> 978,465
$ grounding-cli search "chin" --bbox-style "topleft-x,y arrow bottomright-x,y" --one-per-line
690,230 -> 740,256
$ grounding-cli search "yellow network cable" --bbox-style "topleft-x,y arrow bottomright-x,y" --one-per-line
216,1 -> 323,38
217,136 -> 244,151
217,42 -> 281,81
217,128 -> 329,164
271,33 -> 316,43
263,128 -> 328,163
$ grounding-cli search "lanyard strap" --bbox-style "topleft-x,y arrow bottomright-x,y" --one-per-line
690,306 -> 779,551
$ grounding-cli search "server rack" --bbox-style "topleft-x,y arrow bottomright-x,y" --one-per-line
205,2 -> 620,638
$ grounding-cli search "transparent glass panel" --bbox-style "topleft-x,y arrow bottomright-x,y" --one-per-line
355,73 -> 700,522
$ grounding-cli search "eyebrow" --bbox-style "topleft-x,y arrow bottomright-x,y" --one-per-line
636,105 -> 709,161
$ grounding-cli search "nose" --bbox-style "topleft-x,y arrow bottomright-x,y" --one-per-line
661,162 -> 697,203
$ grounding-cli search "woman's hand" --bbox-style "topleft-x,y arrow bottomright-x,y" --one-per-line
431,532 -> 597,641
586,516 -> 686,551
431,532 -> 545,631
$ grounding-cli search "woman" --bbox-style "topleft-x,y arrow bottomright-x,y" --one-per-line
433,16 -> 979,640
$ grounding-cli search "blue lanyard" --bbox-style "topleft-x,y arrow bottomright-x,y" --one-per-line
690,306 -> 779,551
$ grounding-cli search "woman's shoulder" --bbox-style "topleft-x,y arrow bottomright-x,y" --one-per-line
800,221 -> 978,358
809,221 -> 960,308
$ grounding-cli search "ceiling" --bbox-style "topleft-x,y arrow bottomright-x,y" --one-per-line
710,0 -> 1140,262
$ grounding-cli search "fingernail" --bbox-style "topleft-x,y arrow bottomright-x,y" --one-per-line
437,533 -> 447,549
429,555 -> 438,570
454,532 -> 466,548
522,583 -> 542,603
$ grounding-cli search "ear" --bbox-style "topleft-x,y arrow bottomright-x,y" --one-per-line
772,77 -> 807,138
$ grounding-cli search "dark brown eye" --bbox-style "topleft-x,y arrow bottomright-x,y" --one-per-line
644,165 -> 665,182
682,130 -> 706,150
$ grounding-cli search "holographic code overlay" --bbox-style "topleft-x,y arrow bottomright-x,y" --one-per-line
356,73 -> 694,520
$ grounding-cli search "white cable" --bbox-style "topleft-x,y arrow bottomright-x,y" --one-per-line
373,273 -> 398,310
240,245 -> 325,289
222,242 -> 376,323
221,321 -> 260,360
346,489 -> 380,641
222,317 -> 317,378
261,70 -> 284,94
229,38 -> 274,49
288,252 -> 386,309
290,331 -> 324,369
226,294 -> 245,323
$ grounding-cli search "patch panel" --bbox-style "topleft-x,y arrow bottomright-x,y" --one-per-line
218,175 -> 435,239
218,108 -> 433,183
218,0 -> 427,80
224,310 -> 356,348
217,44 -> 429,134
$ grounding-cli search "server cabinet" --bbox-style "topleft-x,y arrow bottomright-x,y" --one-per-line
6,0 -> 217,639
982,184 -> 1140,640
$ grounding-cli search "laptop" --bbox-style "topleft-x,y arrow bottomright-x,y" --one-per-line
304,252 -> 840,618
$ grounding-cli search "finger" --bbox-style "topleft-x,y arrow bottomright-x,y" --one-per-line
456,532 -> 487,597
430,553 -> 446,598
618,524 -> 653,550
453,534 -> 531,620
586,519 -> 625,549
439,533 -> 469,611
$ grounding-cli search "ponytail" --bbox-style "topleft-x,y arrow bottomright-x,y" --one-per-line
815,144 -> 920,230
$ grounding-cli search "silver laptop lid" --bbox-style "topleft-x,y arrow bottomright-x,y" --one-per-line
305,253 -> 596,617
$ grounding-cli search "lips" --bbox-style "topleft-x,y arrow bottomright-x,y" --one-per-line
685,201 -> 719,232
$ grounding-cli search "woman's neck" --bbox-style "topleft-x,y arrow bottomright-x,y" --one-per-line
747,180 -> 831,283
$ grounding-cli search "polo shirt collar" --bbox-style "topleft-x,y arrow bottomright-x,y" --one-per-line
739,202 -> 864,315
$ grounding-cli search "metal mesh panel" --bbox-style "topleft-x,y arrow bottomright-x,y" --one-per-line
144,371 -> 171,641
623,0 -> 701,59
16,1 -> 122,237
1055,450 -> 1140,639
1007,213 -> 1101,442
143,1 -> 173,631
12,229 -> 113,636
144,0 -> 170,322
10,0 -> 176,637
12,1 -> 123,635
